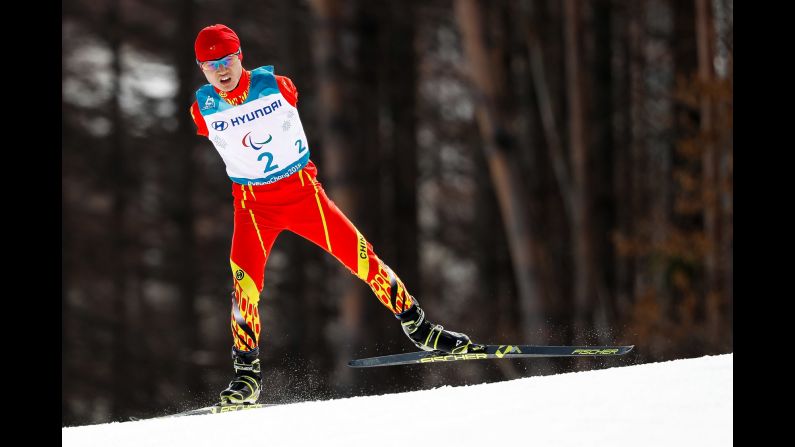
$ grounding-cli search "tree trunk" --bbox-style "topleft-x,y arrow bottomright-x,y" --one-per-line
563,0 -> 597,344
695,0 -> 722,347
454,0 -> 547,349
107,0 -> 129,419
591,0 -> 618,338
627,0 -> 655,358
308,0 -> 364,393
174,0 -> 202,402
714,0 -> 733,350
610,0 -> 634,327
386,0 -> 419,302
523,4 -> 572,224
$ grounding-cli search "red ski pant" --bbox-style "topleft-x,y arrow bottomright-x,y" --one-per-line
228,161 -> 414,351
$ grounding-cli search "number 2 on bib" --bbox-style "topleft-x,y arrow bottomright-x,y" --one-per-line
296,139 -> 307,154
257,151 -> 279,174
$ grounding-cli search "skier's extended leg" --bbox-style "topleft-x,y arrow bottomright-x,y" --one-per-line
289,167 -> 471,354
221,183 -> 283,404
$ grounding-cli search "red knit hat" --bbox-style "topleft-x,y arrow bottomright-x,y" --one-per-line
194,24 -> 241,62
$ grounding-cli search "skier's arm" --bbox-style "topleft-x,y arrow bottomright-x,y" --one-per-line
275,75 -> 298,107
189,100 -> 209,137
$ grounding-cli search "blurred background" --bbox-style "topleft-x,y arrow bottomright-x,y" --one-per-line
62,0 -> 733,425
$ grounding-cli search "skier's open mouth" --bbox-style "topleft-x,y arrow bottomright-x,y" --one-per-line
220,76 -> 232,86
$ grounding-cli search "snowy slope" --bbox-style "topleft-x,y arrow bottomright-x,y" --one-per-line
63,354 -> 732,447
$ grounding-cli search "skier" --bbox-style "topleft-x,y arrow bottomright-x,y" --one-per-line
190,24 -> 472,405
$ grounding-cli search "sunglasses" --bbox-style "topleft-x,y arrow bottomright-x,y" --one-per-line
197,50 -> 241,71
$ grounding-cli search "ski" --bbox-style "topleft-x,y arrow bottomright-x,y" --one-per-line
348,344 -> 634,367
172,403 -> 274,417
129,403 -> 274,421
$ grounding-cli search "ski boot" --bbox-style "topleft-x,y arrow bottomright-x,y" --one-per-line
220,347 -> 262,405
396,304 -> 472,354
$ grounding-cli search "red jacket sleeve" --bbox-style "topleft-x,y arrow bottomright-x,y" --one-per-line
275,75 -> 298,107
190,101 -> 209,137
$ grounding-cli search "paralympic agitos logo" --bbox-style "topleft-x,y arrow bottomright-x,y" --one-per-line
242,132 -> 273,150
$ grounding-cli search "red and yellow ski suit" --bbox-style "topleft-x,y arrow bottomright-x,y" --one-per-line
191,69 -> 413,351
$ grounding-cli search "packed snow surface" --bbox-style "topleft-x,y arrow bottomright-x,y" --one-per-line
63,353 -> 732,447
